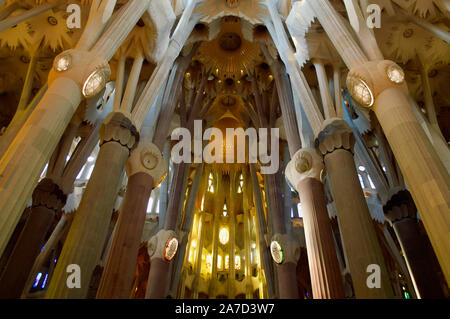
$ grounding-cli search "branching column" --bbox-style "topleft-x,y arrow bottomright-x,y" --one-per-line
286,148 -> 345,298
309,0 -> 450,284
383,189 -> 445,298
0,0 -> 150,257
316,118 -> 393,298
265,173 -> 300,299
46,112 -> 138,298
96,142 -> 167,298
145,163 -> 188,298
347,60 -> 450,283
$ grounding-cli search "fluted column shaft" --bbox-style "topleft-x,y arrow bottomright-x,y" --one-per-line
308,0 -> 368,69
286,148 -> 345,298
46,113 -> 138,299
145,163 -> 187,298
347,60 -> 450,284
265,173 -> 299,299
375,89 -> 450,282
0,179 -> 65,298
316,118 -> 393,298
297,178 -> 345,298
96,173 -> 154,298
96,141 -> 166,299
0,78 -> 81,256
383,189 -> 445,298
0,0 -> 147,257
312,60 -> 336,119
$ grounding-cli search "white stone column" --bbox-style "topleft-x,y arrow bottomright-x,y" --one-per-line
347,60 -> 450,283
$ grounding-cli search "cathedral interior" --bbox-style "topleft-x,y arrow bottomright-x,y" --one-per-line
0,0 -> 449,300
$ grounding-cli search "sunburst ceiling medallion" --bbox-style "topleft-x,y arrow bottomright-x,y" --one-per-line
195,17 -> 262,83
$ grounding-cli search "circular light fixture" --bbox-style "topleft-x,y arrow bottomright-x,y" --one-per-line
387,64 -> 405,84
219,226 -> 229,245
82,68 -> 109,98
164,237 -> 179,261
346,76 -> 374,107
54,54 -> 72,72
270,240 -> 284,264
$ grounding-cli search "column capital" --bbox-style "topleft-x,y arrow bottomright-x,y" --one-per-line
315,117 -> 355,155
285,148 -> 324,191
32,178 -> 67,214
270,233 -> 301,265
100,111 -> 139,152
126,142 -> 168,188
346,60 -> 408,108
147,229 -> 179,262
383,188 -> 417,224
48,49 -> 110,98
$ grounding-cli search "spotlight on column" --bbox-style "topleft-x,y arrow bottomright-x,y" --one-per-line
270,240 -> 284,264
53,53 -> 72,72
164,237 -> 179,261
346,76 -> 374,107
386,63 -> 405,84
82,68 -> 110,98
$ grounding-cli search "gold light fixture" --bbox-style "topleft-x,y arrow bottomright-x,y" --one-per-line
235,255 -> 241,270
54,53 -> 72,72
387,63 -> 405,84
346,76 -> 374,107
82,68 -> 110,98
164,237 -> 179,261
270,240 -> 284,264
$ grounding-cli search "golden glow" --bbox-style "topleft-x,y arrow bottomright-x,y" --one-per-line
237,174 -> 244,193
219,226 -> 229,245
200,196 -> 205,211
206,254 -> 212,272
235,255 -> 241,270
225,255 -> 230,270
189,247 -> 194,263
218,255 -> 223,270
208,173 -> 214,193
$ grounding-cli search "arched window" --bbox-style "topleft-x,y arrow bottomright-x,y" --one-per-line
217,255 -> 223,271
207,173 -> 215,193
237,174 -> 244,193
235,255 -> 241,270
223,203 -> 228,217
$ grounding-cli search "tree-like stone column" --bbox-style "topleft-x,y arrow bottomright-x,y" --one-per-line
286,148 -> 345,298
347,60 -> 450,284
145,229 -> 178,298
316,118 -> 393,298
383,188 -> 445,298
270,233 -> 301,299
96,142 -> 167,298
0,0 -> 151,258
0,178 -> 66,298
45,112 -> 138,299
